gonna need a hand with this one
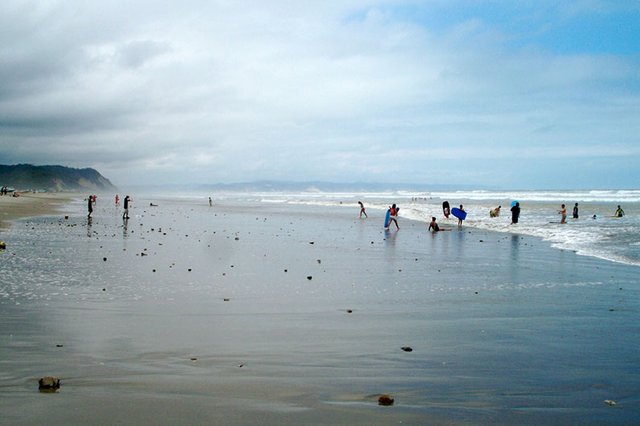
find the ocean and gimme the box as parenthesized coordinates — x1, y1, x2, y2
(201, 188, 640, 267)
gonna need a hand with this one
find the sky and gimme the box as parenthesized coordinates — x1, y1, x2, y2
(1, 0, 639, 190)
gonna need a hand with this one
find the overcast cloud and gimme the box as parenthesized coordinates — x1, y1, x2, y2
(1, 0, 638, 189)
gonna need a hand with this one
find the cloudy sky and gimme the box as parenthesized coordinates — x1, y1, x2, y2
(1, 1, 638, 189)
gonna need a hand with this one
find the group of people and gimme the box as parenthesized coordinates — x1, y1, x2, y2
(0, 186, 12, 196)
(87, 194, 131, 219)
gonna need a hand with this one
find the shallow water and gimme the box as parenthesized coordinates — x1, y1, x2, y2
(262, 189, 640, 267)
(1, 196, 639, 424)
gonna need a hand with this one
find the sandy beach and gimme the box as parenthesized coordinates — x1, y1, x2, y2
(0, 196, 638, 425)
(0, 192, 76, 231)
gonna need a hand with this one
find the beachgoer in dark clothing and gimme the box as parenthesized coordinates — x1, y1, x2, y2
(87, 196, 93, 218)
(428, 217, 440, 232)
(511, 202, 520, 224)
(443, 201, 450, 218)
(615, 205, 625, 217)
(123, 195, 131, 219)
(573, 203, 579, 219)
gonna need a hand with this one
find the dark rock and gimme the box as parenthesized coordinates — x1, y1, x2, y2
(38, 376, 60, 392)
(307, 276, 312, 280)
(378, 394, 394, 406)
(401, 347, 413, 352)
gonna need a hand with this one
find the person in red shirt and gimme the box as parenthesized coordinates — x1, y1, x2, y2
(389, 204, 399, 230)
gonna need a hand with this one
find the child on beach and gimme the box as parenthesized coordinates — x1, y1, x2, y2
(388, 204, 399, 230)
(559, 204, 567, 224)
(358, 201, 368, 218)
(428, 217, 439, 232)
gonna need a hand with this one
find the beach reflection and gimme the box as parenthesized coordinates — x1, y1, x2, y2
(509, 234, 521, 282)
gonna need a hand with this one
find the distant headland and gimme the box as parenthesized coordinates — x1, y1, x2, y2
(0, 164, 116, 192)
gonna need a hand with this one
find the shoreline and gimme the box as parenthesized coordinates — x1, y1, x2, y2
(1, 197, 639, 424)
(0, 192, 77, 231)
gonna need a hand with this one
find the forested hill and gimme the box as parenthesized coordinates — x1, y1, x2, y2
(0, 164, 116, 192)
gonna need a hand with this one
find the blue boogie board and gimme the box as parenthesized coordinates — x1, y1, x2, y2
(384, 209, 391, 228)
(451, 207, 467, 221)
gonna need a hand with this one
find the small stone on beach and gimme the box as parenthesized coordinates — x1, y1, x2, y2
(401, 347, 413, 352)
(38, 376, 60, 392)
(378, 394, 394, 406)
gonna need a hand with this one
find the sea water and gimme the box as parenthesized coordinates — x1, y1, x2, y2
(228, 188, 640, 267)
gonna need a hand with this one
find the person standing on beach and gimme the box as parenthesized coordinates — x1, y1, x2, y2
(615, 205, 625, 217)
(358, 201, 368, 218)
(573, 203, 579, 219)
(511, 202, 520, 224)
(389, 204, 399, 230)
(87, 195, 93, 218)
(123, 195, 131, 220)
(457, 205, 465, 227)
(442, 201, 450, 218)
(115, 194, 119, 206)
(209, 197, 213, 207)
(559, 204, 567, 224)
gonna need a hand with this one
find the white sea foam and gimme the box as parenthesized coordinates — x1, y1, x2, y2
(270, 189, 640, 267)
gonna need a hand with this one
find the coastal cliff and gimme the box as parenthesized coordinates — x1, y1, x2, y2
(0, 164, 116, 192)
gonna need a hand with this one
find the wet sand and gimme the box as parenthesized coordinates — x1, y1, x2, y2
(0, 197, 639, 424)
(0, 192, 76, 231)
